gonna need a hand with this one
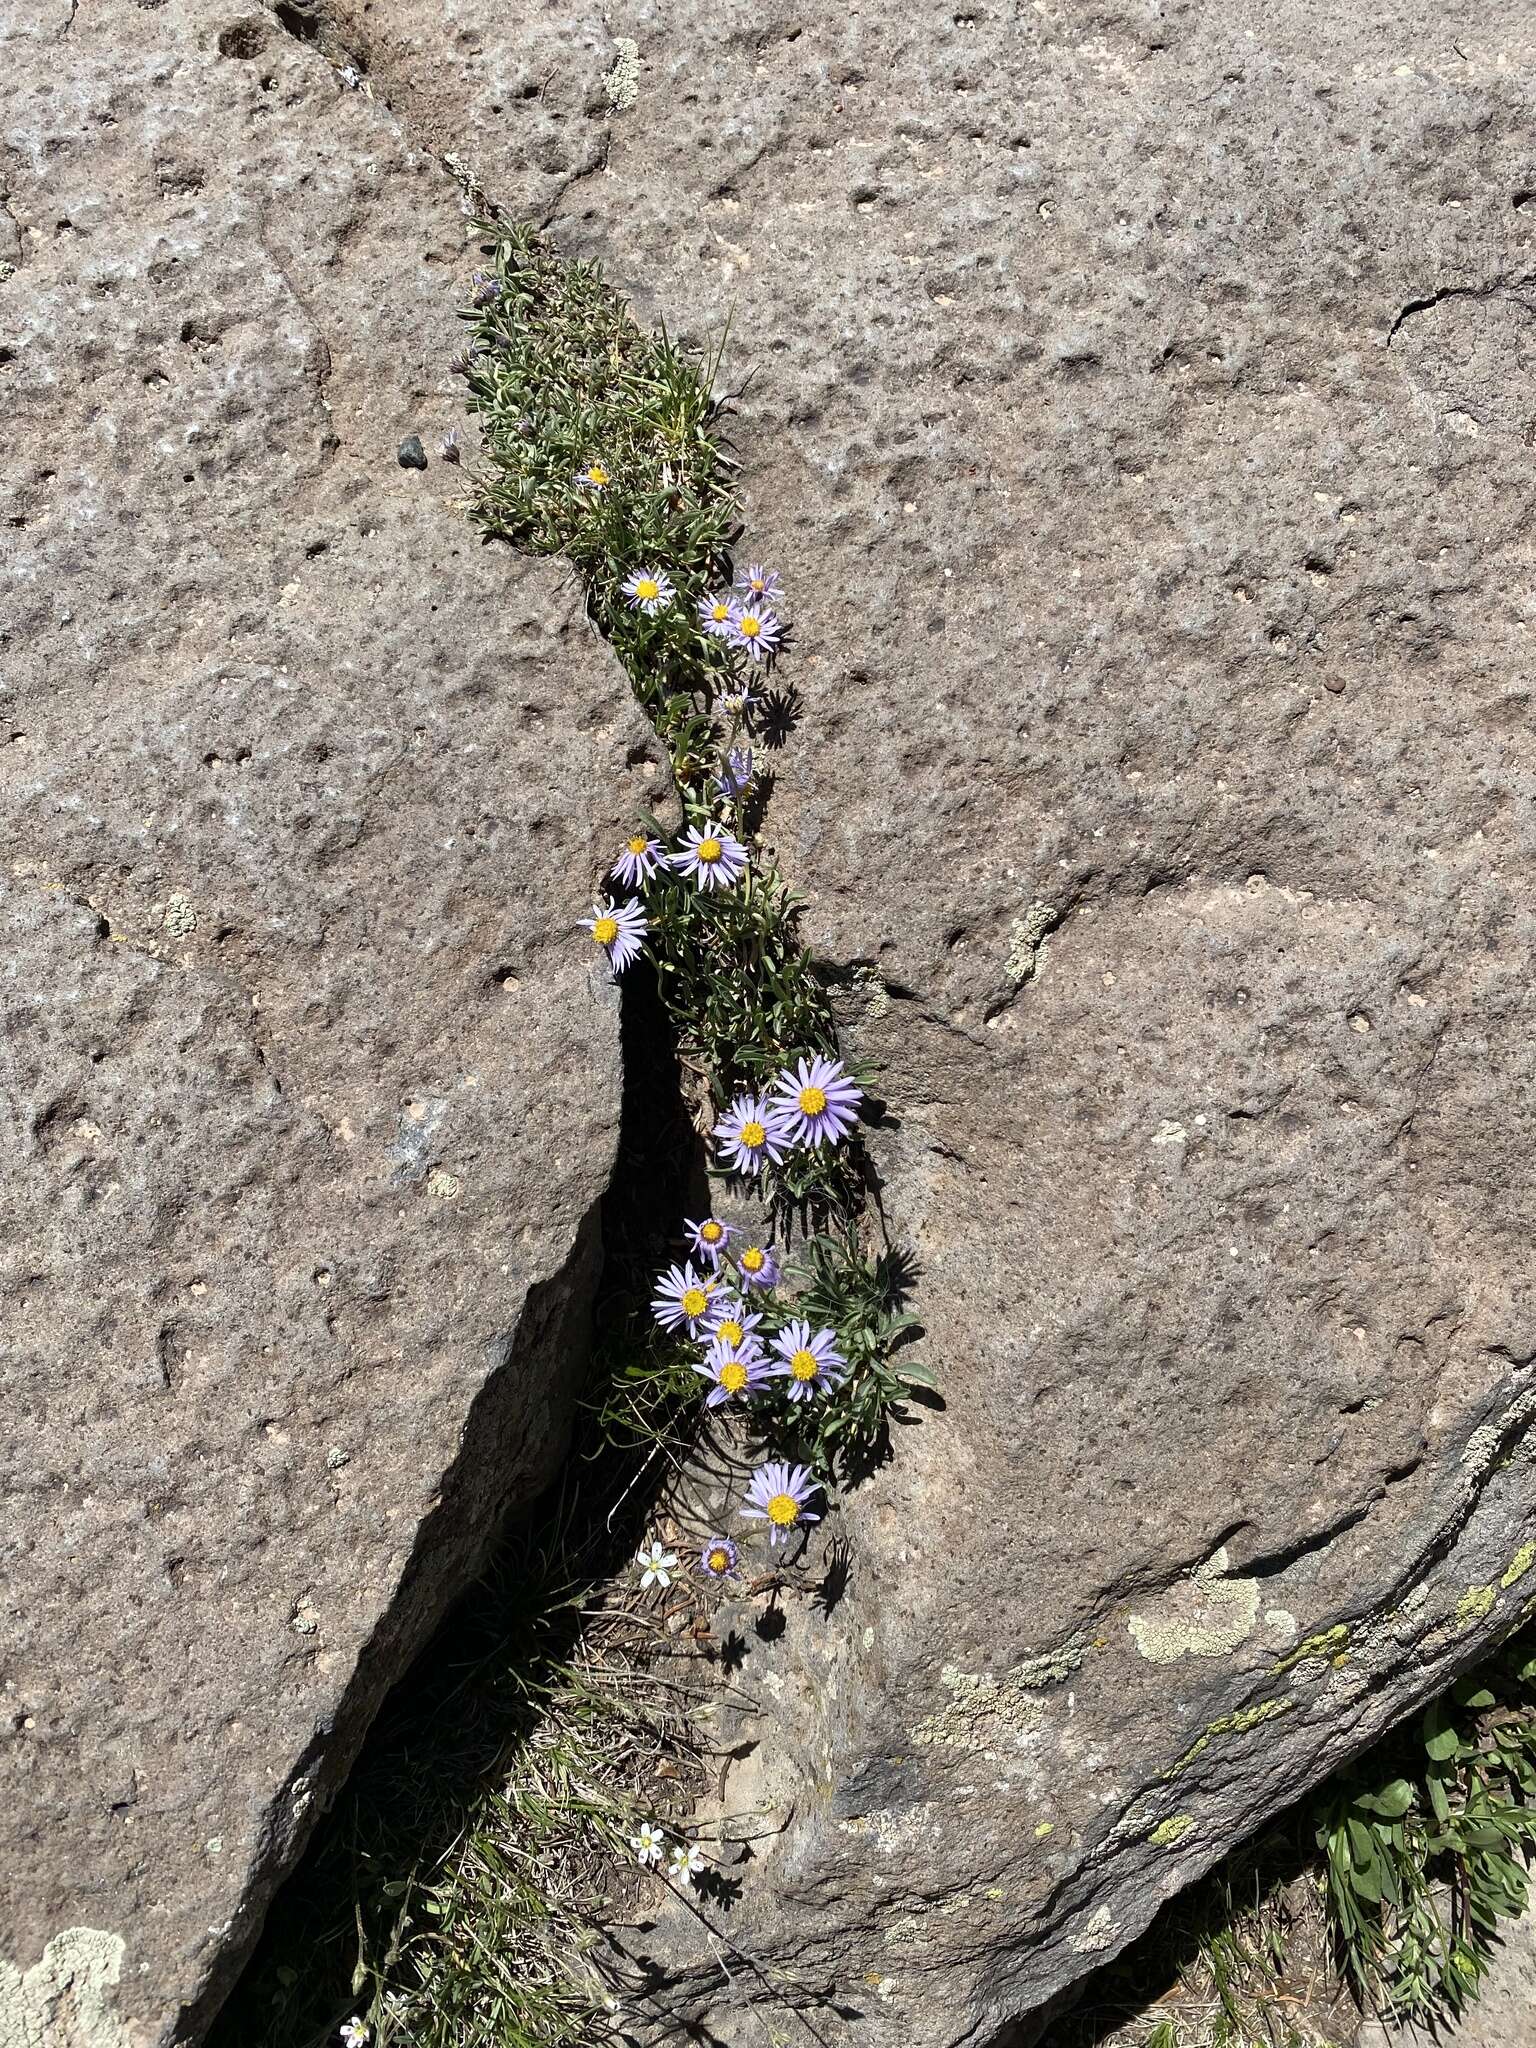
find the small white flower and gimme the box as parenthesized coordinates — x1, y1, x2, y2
(668, 1841, 707, 1886)
(631, 1820, 667, 1866)
(636, 1540, 679, 1590)
(338, 2022, 370, 2048)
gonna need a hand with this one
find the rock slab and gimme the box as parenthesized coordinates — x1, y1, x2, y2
(0, 3, 653, 2039)
(319, 1, 1536, 2042)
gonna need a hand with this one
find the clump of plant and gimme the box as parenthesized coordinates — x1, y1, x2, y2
(1314, 1635, 1536, 2022)
(207, 1524, 713, 2048)
(456, 222, 934, 1549)
(456, 223, 832, 1104)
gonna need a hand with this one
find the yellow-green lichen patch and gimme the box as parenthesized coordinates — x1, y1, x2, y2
(1456, 1584, 1497, 1628)
(1272, 1623, 1351, 1677)
(1148, 1813, 1196, 1848)
(1502, 1544, 1536, 1591)
(0, 1928, 130, 2048)
(1034, 1820, 1055, 1839)
(912, 1663, 1047, 1752)
(1163, 1696, 1296, 1780)
(1129, 1547, 1261, 1664)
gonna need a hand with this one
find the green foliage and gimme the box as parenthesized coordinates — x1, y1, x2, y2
(1315, 1637, 1536, 2023)
(773, 1232, 931, 1481)
(208, 1522, 695, 2048)
(458, 220, 934, 1476)
(459, 222, 844, 1133)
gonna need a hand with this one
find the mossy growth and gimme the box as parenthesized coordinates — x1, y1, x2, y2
(1148, 1813, 1197, 1849)
(1272, 1622, 1351, 1678)
(1455, 1584, 1497, 1629)
(1165, 1697, 1296, 1780)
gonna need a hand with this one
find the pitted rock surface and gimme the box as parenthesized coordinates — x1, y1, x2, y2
(310, 1, 1536, 2042)
(1, 4, 655, 2040)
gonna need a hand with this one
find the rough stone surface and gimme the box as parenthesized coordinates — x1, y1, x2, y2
(0, 4, 657, 2041)
(309, 2, 1536, 2041)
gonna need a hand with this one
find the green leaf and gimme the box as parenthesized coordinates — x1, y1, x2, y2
(1357, 1779, 1415, 1820)
(1423, 1702, 1460, 1761)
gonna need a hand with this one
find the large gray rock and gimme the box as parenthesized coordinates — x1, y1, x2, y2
(313, 2, 1536, 2043)
(0, 4, 655, 2041)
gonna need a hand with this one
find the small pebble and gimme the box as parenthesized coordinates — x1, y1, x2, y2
(1323, 675, 1347, 695)
(397, 434, 427, 470)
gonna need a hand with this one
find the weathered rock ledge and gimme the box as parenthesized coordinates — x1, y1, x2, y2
(1, 4, 656, 2039)
(306, 0, 1536, 2041)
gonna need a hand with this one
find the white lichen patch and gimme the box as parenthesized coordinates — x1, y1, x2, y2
(1004, 902, 1056, 988)
(846, 962, 891, 1022)
(161, 892, 197, 938)
(0, 1928, 130, 2048)
(840, 1805, 934, 1854)
(605, 36, 640, 110)
(912, 1662, 1048, 1751)
(1070, 1904, 1119, 1954)
(1128, 1547, 1261, 1663)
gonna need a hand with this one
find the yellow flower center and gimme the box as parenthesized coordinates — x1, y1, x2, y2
(711, 601, 730, 621)
(717, 1319, 744, 1347)
(739, 613, 761, 638)
(798, 1084, 827, 1116)
(741, 1248, 765, 1273)
(586, 464, 608, 485)
(701, 1221, 723, 1243)
(592, 916, 619, 945)
(707, 1547, 730, 1573)
(681, 1287, 708, 1319)
(636, 578, 660, 600)
(740, 1119, 766, 1148)
(767, 1492, 800, 1527)
(789, 1349, 819, 1382)
(627, 834, 649, 855)
(697, 837, 722, 863)
(718, 1360, 748, 1394)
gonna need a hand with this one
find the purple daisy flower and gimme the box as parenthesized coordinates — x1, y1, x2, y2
(693, 1334, 772, 1409)
(580, 897, 647, 974)
(734, 562, 786, 606)
(713, 1092, 793, 1178)
(698, 591, 736, 638)
(651, 1261, 715, 1336)
(769, 1318, 849, 1403)
(725, 604, 781, 663)
(611, 833, 664, 890)
(685, 1215, 737, 1268)
(719, 681, 757, 720)
(703, 1293, 765, 1349)
(697, 1535, 740, 1579)
(622, 567, 676, 616)
(741, 1460, 821, 1546)
(715, 746, 753, 803)
(769, 1054, 863, 1147)
(671, 824, 748, 892)
(733, 1242, 781, 1292)
(575, 461, 611, 490)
